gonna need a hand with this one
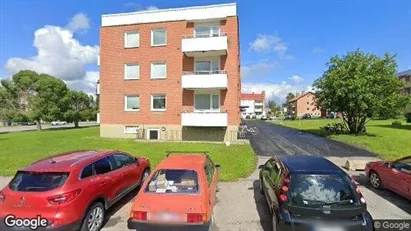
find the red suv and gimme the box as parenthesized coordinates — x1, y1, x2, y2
(0, 150, 150, 231)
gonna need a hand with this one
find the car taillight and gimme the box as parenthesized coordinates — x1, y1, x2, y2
(131, 211, 147, 221)
(48, 189, 81, 205)
(279, 194, 288, 203)
(281, 185, 289, 193)
(284, 178, 291, 184)
(187, 213, 206, 223)
(278, 177, 291, 203)
(0, 191, 5, 202)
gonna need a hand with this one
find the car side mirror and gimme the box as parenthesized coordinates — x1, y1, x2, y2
(384, 162, 391, 168)
(215, 164, 221, 169)
(135, 157, 140, 165)
(258, 164, 265, 170)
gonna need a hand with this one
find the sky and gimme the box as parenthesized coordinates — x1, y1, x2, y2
(0, 0, 410, 103)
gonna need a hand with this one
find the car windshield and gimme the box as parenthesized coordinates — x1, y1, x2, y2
(145, 169, 199, 194)
(289, 174, 358, 207)
(9, 171, 69, 192)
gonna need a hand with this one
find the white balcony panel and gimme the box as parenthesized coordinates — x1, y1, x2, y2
(97, 55, 100, 66)
(254, 108, 263, 112)
(182, 73, 227, 89)
(254, 102, 263, 106)
(182, 112, 227, 127)
(96, 82, 100, 95)
(182, 36, 227, 56)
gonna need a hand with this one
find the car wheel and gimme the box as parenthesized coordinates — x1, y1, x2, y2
(369, 171, 383, 190)
(272, 212, 279, 231)
(140, 169, 150, 184)
(81, 202, 105, 231)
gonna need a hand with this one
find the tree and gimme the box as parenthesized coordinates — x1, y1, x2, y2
(282, 93, 296, 116)
(313, 50, 410, 134)
(28, 73, 69, 130)
(267, 100, 281, 115)
(63, 91, 93, 127)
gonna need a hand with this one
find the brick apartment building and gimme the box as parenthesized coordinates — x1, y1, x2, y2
(288, 91, 324, 118)
(98, 3, 241, 141)
(240, 91, 266, 119)
(398, 69, 411, 95)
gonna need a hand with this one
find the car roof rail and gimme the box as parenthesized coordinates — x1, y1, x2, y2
(165, 151, 209, 158)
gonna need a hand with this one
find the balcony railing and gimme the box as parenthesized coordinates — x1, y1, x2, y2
(182, 70, 227, 89)
(181, 33, 228, 56)
(181, 109, 228, 127)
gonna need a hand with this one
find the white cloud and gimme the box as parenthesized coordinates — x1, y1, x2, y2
(66, 13, 90, 33)
(65, 71, 99, 96)
(312, 47, 325, 54)
(242, 78, 311, 104)
(124, 2, 159, 11)
(249, 34, 294, 59)
(3, 14, 99, 95)
(241, 61, 278, 79)
(290, 75, 303, 83)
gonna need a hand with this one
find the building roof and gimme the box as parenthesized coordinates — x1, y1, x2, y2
(397, 69, 411, 77)
(288, 91, 314, 103)
(278, 155, 345, 175)
(101, 3, 237, 27)
(241, 91, 265, 101)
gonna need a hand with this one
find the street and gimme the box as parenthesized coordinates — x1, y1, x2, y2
(0, 122, 99, 133)
(0, 121, 409, 231)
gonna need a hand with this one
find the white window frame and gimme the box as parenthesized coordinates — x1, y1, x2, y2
(194, 57, 221, 74)
(193, 90, 220, 112)
(194, 22, 221, 38)
(150, 62, 167, 79)
(124, 126, 139, 134)
(124, 95, 140, 112)
(151, 29, 167, 46)
(124, 31, 140, 48)
(124, 63, 140, 80)
(151, 94, 167, 112)
(147, 128, 160, 140)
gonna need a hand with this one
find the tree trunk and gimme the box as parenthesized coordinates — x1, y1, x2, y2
(36, 120, 42, 131)
(74, 120, 79, 128)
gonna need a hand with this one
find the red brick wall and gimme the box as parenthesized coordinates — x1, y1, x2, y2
(296, 93, 322, 116)
(100, 16, 240, 126)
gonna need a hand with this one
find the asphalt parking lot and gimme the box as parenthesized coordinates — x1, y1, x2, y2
(0, 120, 409, 231)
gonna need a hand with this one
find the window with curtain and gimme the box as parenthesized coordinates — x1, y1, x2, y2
(194, 94, 220, 111)
(151, 62, 167, 79)
(125, 32, 139, 48)
(125, 96, 140, 111)
(151, 95, 166, 110)
(124, 64, 139, 80)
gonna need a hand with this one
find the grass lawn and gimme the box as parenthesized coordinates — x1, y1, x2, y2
(0, 127, 256, 181)
(272, 119, 411, 160)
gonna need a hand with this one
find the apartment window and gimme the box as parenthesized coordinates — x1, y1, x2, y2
(124, 64, 139, 80)
(151, 62, 167, 79)
(125, 95, 140, 111)
(195, 60, 220, 74)
(147, 129, 160, 140)
(194, 26, 220, 38)
(151, 29, 166, 46)
(124, 32, 139, 48)
(195, 93, 220, 111)
(124, 126, 139, 134)
(151, 94, 166, 111)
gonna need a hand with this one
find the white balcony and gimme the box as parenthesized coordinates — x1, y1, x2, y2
(255, 108, 263, 112)
(97, 54, 100, 66)
(181, 112, 228, 127)
(96, 81, 100, 95)
(182, 34, 228, 57)
(182, 71, 227, 89)
(254, 102, 263, 106)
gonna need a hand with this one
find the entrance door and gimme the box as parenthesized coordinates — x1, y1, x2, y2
(147, 129, 160, 140)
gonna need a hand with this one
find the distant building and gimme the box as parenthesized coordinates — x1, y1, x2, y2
(288, 91, 324, 118)
(240, 91, 266, 119)
(397, 69, 411, 95)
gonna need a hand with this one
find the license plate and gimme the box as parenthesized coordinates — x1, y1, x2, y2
(313, 225, 346, 231)
(155, 212, 180, 222)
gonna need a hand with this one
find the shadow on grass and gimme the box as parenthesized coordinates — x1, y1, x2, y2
(352, 174, 411, 216)
(299, 129, 379, 138)
(251, 180, 273, 231)
(45, 125, 99, 132)
(370, 124, 411, 131)
(102, 186, 140, 229)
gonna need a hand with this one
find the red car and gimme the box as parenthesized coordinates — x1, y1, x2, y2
(0, 150, 150, 231)
(365, 155, 411, 199)
(128, 152, 220, 231)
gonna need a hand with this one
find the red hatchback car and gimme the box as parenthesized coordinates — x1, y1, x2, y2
(128, 152, 220, 231)
(0, 150, 150, 231)
(365, 155, 411, 199)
